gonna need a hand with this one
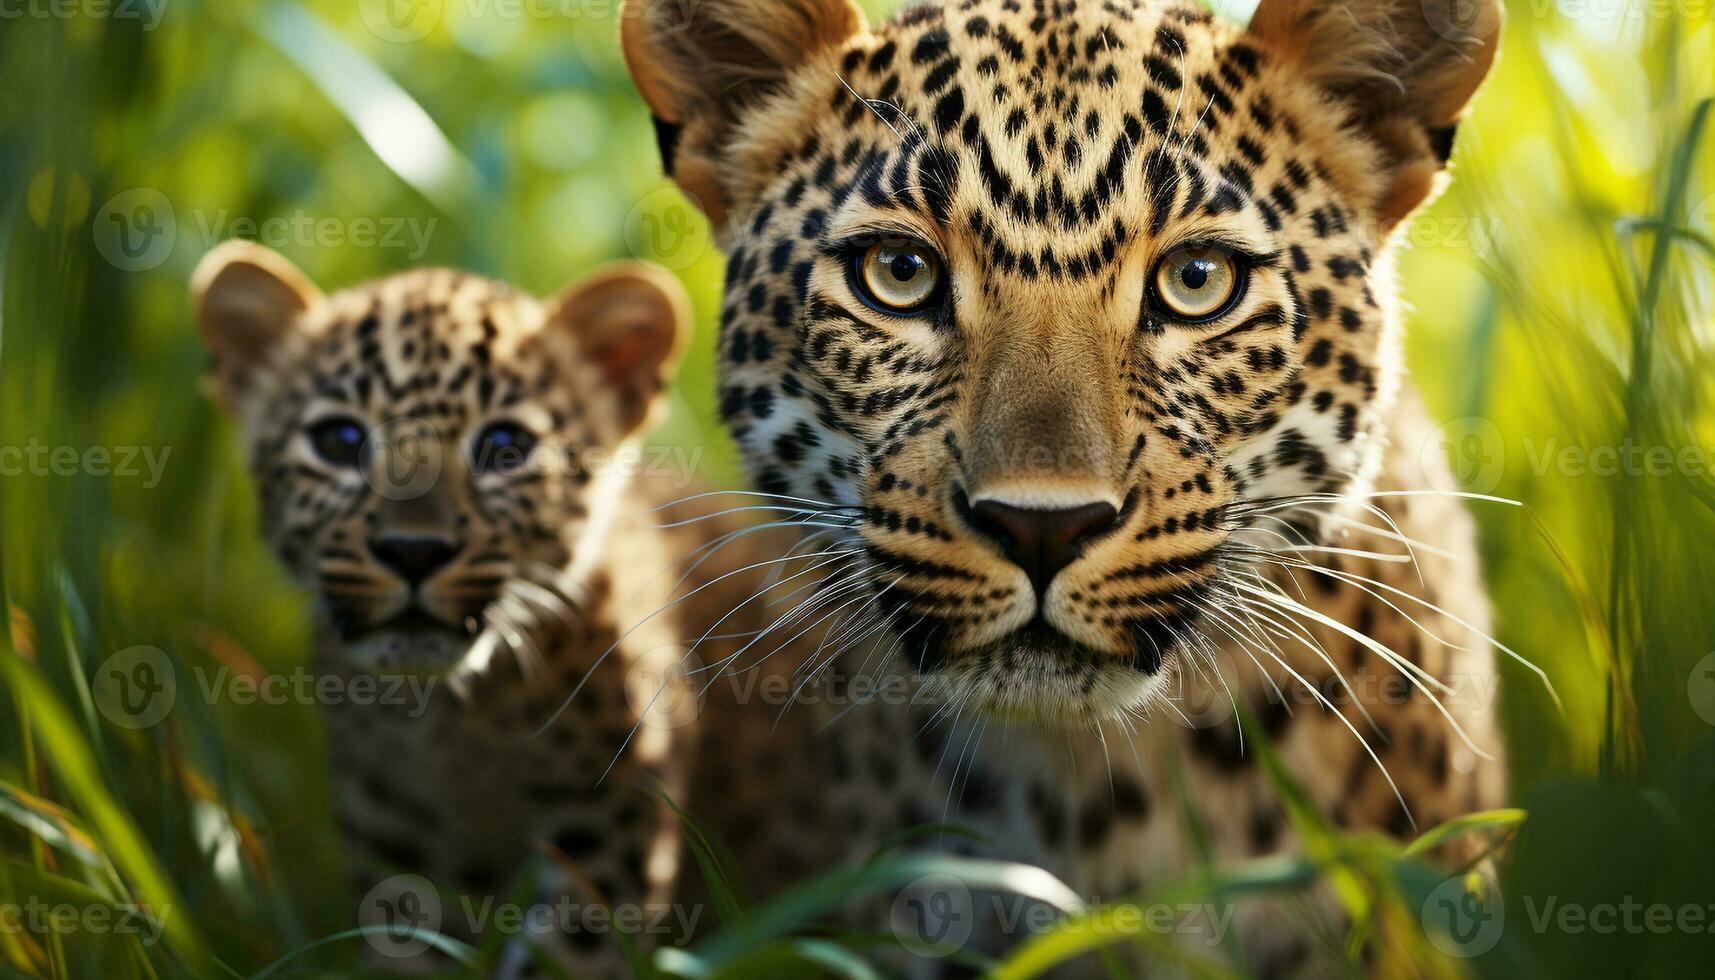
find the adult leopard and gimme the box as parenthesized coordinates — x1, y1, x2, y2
(622, 0, 1516, 970)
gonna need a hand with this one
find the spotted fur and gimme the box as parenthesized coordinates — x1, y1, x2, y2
(195, 243, 745, 976)
(624, 0, 1510, 968)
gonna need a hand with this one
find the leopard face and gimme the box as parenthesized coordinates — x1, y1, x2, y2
(195, 243, 686, 673)
(624, 0, 1499, 719)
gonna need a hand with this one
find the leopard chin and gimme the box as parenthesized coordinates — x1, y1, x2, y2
(334, 610, 478, 676)
(903, 618, 1187, 724)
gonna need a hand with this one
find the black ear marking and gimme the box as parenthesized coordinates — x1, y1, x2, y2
(1427, 124, 1458, 165)
(652, 114, 684, 172)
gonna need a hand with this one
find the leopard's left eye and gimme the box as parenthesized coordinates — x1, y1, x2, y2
(307, 416, 367, 468)
(1151, 244, 1244, 322)
(851, 240, 945, 315)
(471, 422, 538, 474)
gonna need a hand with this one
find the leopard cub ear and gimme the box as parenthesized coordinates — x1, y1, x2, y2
(191, 241, 323, 414)
(548, 262, 690, 437)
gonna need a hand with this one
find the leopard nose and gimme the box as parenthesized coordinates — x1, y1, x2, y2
(369, 534, 461, 587)
(967, 498, 1120, 596)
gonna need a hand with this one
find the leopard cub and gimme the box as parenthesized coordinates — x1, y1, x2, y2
(195, 242, 741, 976)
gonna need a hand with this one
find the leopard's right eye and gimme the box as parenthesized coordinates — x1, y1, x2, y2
(307, 417, 367, 468)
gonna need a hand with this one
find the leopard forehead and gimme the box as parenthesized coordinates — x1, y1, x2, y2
(255, 269, 570, 432)
(690, 0, 1415, 716)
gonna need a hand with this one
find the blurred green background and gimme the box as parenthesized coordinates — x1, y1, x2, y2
(0, 0, 1712, 976)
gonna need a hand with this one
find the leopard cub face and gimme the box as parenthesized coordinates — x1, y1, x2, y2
(623, 0, 1500, 720)
(195, 243, 686, 674)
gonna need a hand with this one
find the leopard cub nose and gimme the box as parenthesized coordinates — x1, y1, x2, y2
(369, 534, 461, 587)
(966, 497, 1120, 597)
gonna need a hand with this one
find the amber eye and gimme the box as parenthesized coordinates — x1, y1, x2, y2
(851, 240, 944, 315)
(307, 416, 367, 468)
(1152, 244, 1244, 322)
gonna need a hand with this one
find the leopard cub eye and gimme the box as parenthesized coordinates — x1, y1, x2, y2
(471, 421, 538, 475)
(306, 416, 367, 468)
(1151, 244, 1244, 322)
(851, 240, 944, 316)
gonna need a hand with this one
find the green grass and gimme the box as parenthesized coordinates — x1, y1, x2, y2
(1, 1, 1713, 977)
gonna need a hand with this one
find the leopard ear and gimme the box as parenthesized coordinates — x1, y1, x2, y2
(549, 262, 690, 437)
(192, 240, 322, 414)
(1247, 0, 1502, 230)
(620, 0, 868, 233)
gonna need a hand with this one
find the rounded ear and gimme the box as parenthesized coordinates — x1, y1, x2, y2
(549, 262, 691, 436)
(1247, 0, 1503, 230)
(620, 0, 868, 233)
(191, 240, 322, 413)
